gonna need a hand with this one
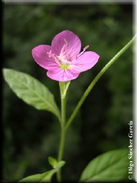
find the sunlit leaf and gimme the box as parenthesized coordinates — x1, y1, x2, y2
(19, 169, 57, 182)
(80, 149, 129, 182)
(3, 69, 61, 120)
(54, 161, 66, 169)
(19, 159, 65, 182)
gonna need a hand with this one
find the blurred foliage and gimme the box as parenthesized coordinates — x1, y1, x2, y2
(2, 2, 133, 182)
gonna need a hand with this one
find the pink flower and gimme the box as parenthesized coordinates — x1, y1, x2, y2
(32, 30, 100, 82)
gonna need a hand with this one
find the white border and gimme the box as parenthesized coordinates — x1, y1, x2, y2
(134, 0, 137, 182)
(3, 0, 136, 181)
(2, 0, 135, 3)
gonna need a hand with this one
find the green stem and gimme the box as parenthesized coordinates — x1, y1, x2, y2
(65, 35, 136, 131)
(57, 83, 68, 182)
(57, 126, 66, 182)
(61, 96, 66, 127)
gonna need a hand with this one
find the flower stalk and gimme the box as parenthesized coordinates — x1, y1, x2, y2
(57, 82, 70, 181)
(65, 35, 136, 131)
(56, 35, 136, 182)
(57, 127, 66, 182)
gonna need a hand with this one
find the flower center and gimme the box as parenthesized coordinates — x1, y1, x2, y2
(60, 62, 70, 70)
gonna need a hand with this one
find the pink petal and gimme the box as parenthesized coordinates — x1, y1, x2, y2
(47, 67, 80, 82)
(51, 30, 81, 60)
(72, 51, 100, 73)
(32, 45, 58, 70)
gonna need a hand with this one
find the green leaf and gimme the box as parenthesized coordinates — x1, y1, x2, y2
(80, 149, 129, 182)
(48, 156, 57, 167)
(19, 159, 66, 182)
(59, 81, 70, 99)
(3, 69, 61, 120)
(48, 157, 66, 169)
(54, 161, 66, 169)
(18, 169, 57, 182)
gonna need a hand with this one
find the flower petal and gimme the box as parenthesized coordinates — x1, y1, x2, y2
(47, 68, 80, 82)
(51, 30, 81, 60)
(72, 51, 100, 73)
(32, 45, 58, 70)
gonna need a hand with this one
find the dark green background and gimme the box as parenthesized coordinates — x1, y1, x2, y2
(3, 2, 133, 182)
